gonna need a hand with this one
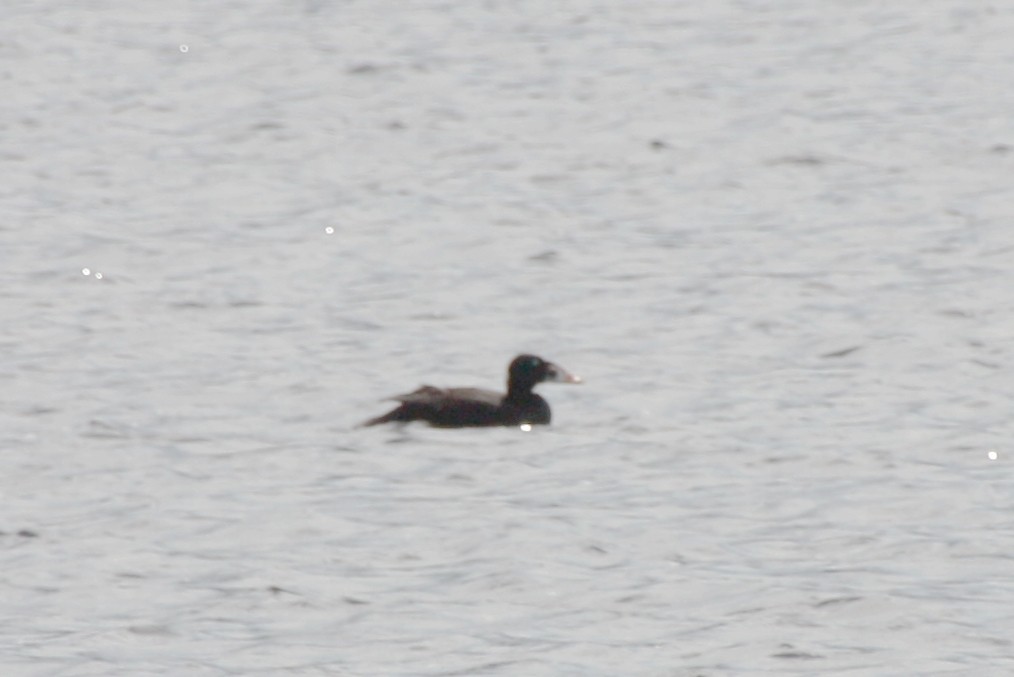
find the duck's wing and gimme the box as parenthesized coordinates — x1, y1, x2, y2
(362, 386, 505, 427)
(388, 385, 448, 404)
(441, 388, 504, 407)
(387, 386, 503, 407)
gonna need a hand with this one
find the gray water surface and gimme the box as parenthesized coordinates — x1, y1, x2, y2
(4, 1, 1014, 675)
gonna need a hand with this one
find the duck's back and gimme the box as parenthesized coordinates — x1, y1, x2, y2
(362, 385, 550, 427)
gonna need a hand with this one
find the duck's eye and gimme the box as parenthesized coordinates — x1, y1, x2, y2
(523, 357, 542, 370)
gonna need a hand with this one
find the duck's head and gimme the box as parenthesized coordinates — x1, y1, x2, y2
(507, 354, 582, 393)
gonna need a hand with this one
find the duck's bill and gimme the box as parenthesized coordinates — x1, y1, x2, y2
(546, 363, 582, 384)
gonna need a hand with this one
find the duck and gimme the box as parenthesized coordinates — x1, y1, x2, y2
(362, 354, 581, 428)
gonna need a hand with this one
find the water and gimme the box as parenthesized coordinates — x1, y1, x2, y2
(4, 1, 1014, 675)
